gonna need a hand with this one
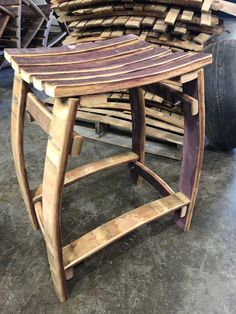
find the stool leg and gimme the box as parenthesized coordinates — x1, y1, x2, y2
(11, 74, 38, 229)
(129, 88, 146, 186)
(42, 97, 78, 302)
(176, 69, 205, 231)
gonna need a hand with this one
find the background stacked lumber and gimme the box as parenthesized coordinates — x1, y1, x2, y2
(50, 0, 225, 157)
(0, 0, 68, 66)
(52, 0, 224, 51)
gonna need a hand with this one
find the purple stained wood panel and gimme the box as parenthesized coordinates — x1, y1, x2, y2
(175, 74, 205, 230)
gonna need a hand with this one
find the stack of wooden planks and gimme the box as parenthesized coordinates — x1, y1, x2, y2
(0, 0, 68, 52)
(76, 88, 185, 147)
(51, 0, 225, 52)
(50, 0, 220, 156)
(44, 79, 187, 158)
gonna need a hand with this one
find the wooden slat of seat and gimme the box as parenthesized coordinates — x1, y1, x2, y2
(44, 53, 212, 97)
(33, 51, 189, 90)
(10, 41, 153, 71)
(62, 192, 190, 269)
(4, 34, 138, 60)
(20, 47, 170, 83)
(32, 152, 139, 203)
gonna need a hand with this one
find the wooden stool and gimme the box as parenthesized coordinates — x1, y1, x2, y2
(5, 34, 212, 302)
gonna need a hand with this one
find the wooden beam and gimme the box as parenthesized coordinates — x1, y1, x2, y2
(26, 93, 83, 157)
(32, 152, 139, 203)
(62, 192, 190, 269)
(130, 161, 175, 196)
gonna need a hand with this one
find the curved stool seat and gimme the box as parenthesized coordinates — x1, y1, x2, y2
(5, 34, 212, 302)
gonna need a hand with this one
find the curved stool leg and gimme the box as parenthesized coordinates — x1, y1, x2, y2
(42, 97, 78, 302)
(129, 88, 146, 186)
(176, 69, 205, 231)
(11, 74, 38, 229)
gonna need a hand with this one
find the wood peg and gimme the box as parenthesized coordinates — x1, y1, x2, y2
(180, 206, 188, 217)
(191, 99, 199, 116)
(70, 135, 84, 157)
(65, 267, 74, 280)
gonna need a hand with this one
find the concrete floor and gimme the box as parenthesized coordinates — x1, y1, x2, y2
(1, 65, 236, 313)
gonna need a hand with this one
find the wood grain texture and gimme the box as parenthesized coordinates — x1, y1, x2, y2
(11, 74, 38, 229)
(42, 97, 78, 302)
(26, 93, 83, 157)
(129, 88, 146, 185)
(4, 34, 138, 60)
(0, 14, 10, 39)
(62, 192, 190, 269)
(33, 152, 139, 203)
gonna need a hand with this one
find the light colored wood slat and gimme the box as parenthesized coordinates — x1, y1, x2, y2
(193, 33, 211, 44)
(75, 111, 184, 144)
(11, 75, 39, 229)
(181, 9, 194, 22)
(201, 0, 214, 12)
(173, 24, 187, 35)
(102, 16, 116, 26)
(153, 20, 168, 32)
(62, 192, 190, 269)
(80, 94, 107, 107)
(144, 4, 168, 13)
(219, 0, 236, 16)
(179, 70, 198, 83)
(139, 30, 148, 40)
(110, 29, 125, 37)
(78, 101, 184, 128)
(148, 36, 204, 52)
(200, 12, 212, 26)
(77, 107, 184, 134)
(32, 152, 139, 203)
(164, 8, 180, 25)
(113, 16, 129, 26)
(142, 16, 156, 27)
(125, 16, 144, 28)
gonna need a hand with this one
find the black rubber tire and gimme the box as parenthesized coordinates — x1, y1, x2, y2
(204, 40, 236, 149)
